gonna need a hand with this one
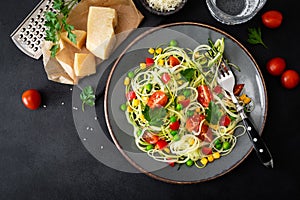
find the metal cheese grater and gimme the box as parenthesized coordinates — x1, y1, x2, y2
(10, 0, 55, 59)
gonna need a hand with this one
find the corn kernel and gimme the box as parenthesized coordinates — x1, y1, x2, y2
(243, 97, 251, 104)
(141, 96, 148, 103)
(239, 93, 247, 101)
(155, 47, 163, 54)
(189, 138, 195, 146)
(195, 107, 201, 113)
(177, 95, 185, 101)
(164, 147, 170, 154)
(207, 155, 214, 162)
(158, 59, 164, 66)
(212, 152, 220, 159)
(127, 106, 133, 112)
(200, 157, 208, 166)
(124, 77, 130, 86)
(148, 48, 155, 54)
(132, 99, 140, 107)
(140, 63, 147, 69)
(139, 114, 146, 123)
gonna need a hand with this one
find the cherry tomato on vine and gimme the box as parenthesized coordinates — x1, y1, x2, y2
(281, 70, 299, 89)
(266, 57, 286, 76)
(21, 89, 41, 110)
(262, 10, 283, 28)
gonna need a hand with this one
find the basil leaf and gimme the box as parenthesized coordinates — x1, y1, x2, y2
(180, 68, 195, 82)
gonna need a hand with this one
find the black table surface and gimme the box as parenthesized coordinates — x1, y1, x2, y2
(1, 0, 299, 199)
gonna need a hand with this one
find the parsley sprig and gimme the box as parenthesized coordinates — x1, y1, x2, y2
(44, 0, 79, 57)
(247, 27, 267, 48)
(80, 86, 96, 111)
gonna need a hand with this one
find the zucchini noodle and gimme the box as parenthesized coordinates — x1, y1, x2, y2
(121, 38, 252, 169)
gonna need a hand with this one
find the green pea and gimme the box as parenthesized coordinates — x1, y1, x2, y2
(169, 40, 177, 47)
(222, 141, 231, 150)
(176, 104, 182, 111)
(146, 144, 153, 151)
(186, 159, 194, 167)
(215, 143, 222, 150)
(217, 93, 224, 99)
(170, 116, 177, 122)
(170, 130, 178, 136)
(145, 83, 152, 92)
(120, 104, 127, 111)
(214, 139, 221, 145)
(127, 71, 134, 78)
(183, 90, 191, 97)
(173, 134, 180, 141)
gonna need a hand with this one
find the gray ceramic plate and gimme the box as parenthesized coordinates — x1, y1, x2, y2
(104, 22, 267, 184)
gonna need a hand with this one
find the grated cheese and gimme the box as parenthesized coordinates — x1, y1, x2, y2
(146, 0, 183, 12)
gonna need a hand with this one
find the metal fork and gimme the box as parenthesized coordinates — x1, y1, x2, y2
(217, 62, 274, 168)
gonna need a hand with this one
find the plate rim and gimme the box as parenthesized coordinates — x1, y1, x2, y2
(104, 22, 268, 184)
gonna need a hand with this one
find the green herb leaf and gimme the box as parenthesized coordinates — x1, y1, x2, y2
(247, 27, 267, 48)
(180, 68, 195, 82)
(80, 86, 96, 111)
(142, 106, 167, 127)
(44, 0, 78, 57)
(205, 101, 222, 125)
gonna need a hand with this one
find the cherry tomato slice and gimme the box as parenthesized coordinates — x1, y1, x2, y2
(126, 91, 136, 101)
(219, 115, 231, 127)
(233, 84, 244, 96)
(161, 73, 171, 84)
(197, 85, 212, 107)
(169, 120, 180, 130)
(202, 147, 212, 155)
(168, 56, 180, 67)
(262, 10, 283, 29)
(21, 89, 41, 110)
(198, 125, 213, 142)
(178, 99, 190, 108)
(266, 57, 286, 76)
(185, 114, 206, 132)
(146, 57, 154, 66)
(156, 140, 168, 150)
(142, 132, 159, 144)
(147, 91, 168, 109)
(213, 85, 222, 94)
(281, 70, 300, 89)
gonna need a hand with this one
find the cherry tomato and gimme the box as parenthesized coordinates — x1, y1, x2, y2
(219, 115, 231, 127)
(178, 99, 190, 108)
(168, 56, 180, 67)
(281, 70, 300, 89)
(161, 73, 171, 84)
(266, 57, 286, 76)
(169, 120, 180, 130)
(21, 89, 41, 110)
(145, 57, 154, 66)
(156, 140, 168, 150)
(198, 126, 213, 142)
(147, 91, 168, 109)
(233, 84, 245, 96)
(142, 132, 159, 144)
(262, 10, 283, 29)
(213, 85, 222, 94)
(197, 85, 212, 107)
(201, 147, 212, 155)
(185, 114, 206, 132)
(126, 91, 136, 101)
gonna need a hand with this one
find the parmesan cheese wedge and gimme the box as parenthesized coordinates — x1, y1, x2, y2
(86, 6, 118, 60)
(61, 30, 87, 50)
(74, 53, 96, 77)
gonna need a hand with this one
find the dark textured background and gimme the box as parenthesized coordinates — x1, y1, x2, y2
(1, 0, 299, 199)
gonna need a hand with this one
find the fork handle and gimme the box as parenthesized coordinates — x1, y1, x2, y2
(241, 117, 274, 168)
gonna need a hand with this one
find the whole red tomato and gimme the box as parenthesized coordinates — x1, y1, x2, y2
(281, 70, 300, 89)
(262, 10, 283, 28)
(22, 89, 41, 110)
(266, 57, 286, 76)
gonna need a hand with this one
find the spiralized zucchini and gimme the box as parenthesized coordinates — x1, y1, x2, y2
(122, 38, 251, 169)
